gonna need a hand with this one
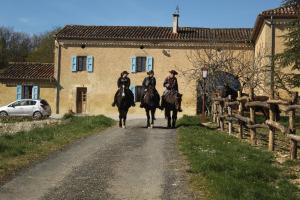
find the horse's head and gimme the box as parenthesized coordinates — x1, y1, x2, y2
(145, 86, 155, 100)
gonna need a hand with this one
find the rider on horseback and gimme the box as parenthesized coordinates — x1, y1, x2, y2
(140, 70, 160, 108)
(112, 71, 135, 107)
(160, 70, 183, 112)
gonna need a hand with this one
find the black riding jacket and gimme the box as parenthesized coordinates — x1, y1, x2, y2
(117, 77, 131, 88)
(142, 76, 156, 89)
(163, 77, 178, 91)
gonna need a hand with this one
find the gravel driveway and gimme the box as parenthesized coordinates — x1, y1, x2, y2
(0, 119, 195, 200)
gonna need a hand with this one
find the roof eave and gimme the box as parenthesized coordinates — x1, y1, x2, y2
(251, 14, 298, 43)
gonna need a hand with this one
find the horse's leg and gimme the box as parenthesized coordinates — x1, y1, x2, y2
(146, 108, 150, 128)
(118, 109, 122, 128)
(166, 109, 171, 128)
(172, 110, 177, 129)
(151, 109, 155, 128)
(123, 110, 128, 128)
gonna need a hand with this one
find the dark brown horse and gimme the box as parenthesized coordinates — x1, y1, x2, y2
(143, 86, 160, 128)
(115, 85, 133, 128)
(164, 91, 182, 128)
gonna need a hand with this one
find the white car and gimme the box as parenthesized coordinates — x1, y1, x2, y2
(0, 99, 51, 119)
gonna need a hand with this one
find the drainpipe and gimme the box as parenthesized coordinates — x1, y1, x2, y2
(270, 16, 275, 99)
(55, 40, 62, 114)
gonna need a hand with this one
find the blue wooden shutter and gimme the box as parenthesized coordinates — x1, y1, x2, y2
(146, 56, 153, 72)
(131, 57, 137, 73)
(87, 56, 94, 73)
(32, 86, 39, 100)
(129, 85, 136, 101)
(71, 56, 77, 72)
(16, 85, 22, 100)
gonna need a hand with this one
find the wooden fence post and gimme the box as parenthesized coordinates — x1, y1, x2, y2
(228, 95, 232, 135)
(268, 104, 275, 151)
(212, 102, 216, 123)
(216, 102, 220, 127)
(249, 88, 257, 145)
(238, 91, 243, 139)
(220, 101, 224, 131)
(289, 92, 298, 134)
(289, 92, 298, 160)
(291, 139, 297, 160)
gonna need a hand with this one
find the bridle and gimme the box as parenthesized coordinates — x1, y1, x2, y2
(121, 85, 125, 97)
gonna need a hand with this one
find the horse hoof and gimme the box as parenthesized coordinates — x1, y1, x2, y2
(151, 124, 154, 128)
(122, 125, 126, 129)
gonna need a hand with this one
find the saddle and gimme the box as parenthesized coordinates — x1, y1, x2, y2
(163, 90, 182, 105)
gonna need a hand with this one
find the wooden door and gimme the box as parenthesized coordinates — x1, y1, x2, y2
(76, 87, 87, 113)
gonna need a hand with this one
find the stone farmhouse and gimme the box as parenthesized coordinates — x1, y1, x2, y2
(0, 6, 299, 117)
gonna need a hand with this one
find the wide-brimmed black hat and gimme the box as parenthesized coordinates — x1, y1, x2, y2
(147, 70, 154, 75)
(169, 70, 178, 75)
(121, 71, 129, 76)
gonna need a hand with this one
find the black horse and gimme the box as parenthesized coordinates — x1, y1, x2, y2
(164, 91, 182, 128)
(115, 85, 133, 128)
(143, 86, 160, 128)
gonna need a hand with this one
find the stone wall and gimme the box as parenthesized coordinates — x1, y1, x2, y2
(0, 119, 63, 135)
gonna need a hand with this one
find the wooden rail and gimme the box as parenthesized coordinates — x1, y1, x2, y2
(211, 91, 300, 160)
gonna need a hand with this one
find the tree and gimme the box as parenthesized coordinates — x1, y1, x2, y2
(0, 27, 32, 64)
(0, 37, 8, 69)
(183, 44, 266, 94)
(277, 1, 300, 87)
(26, 27, 61, 63)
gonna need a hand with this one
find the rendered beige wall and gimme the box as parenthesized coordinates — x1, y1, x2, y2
(0, 83, 16, 106)
(254, 19, 300, 98)
(39, 87, 56, 112)
(57, 46, 198, 116)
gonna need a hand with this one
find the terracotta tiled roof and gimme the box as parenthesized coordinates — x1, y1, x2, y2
(252, 6, 299, 41)
(261, 5, 299, 17)
(0, 62, 55, 82)
(55, 25, 253, 43)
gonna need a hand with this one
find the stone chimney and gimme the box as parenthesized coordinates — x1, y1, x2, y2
(172, 6, 179, 34)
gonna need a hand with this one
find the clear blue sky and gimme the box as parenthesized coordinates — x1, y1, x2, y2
(1, 0, 282, 34)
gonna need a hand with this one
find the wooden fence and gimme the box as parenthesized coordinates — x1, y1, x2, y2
(212, 90, 300, 160)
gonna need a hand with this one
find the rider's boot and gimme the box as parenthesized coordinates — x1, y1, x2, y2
(140, 98, 144, 108)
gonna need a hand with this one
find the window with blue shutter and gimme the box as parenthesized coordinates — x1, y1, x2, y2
(131, 57, 137, 73)
(71, 56, 77, 72)
(129, 85, 136, 101)
(146, 56, 153, 72)
(87, 56, 94, 73)
(32, 86, 39, 100)
(16, 85, 22, 100)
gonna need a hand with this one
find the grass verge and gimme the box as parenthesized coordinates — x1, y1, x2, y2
(0, 115, 115, 183)
(177, 115, 300, 200)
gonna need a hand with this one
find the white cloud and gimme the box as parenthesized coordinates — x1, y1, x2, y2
(19, 17, 30, 24)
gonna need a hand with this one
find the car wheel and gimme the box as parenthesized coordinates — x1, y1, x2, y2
(33, 111, 43, 120)
(0, 111, 8, 118)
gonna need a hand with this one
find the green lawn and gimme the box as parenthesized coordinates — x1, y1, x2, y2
(177, 116, 300, 200)
(0, 115, 115, 183)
